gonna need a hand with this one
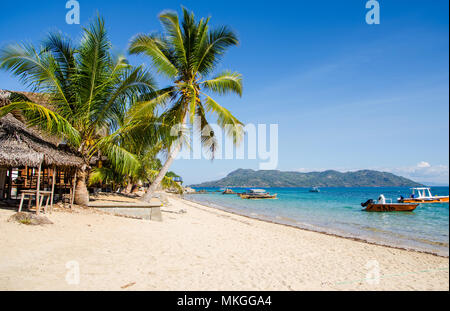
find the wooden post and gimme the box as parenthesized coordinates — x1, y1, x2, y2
(24, 166, 28, 188)
(62, 170, 66, 209)
(59, 170, 64, 209)
(7, 168, 12, 200)
(70, 171, 77, 209)
(51, 166, 56, 210)
(44, 168, 47, 190)
(0, 168, 7, 200)
(35, 162, 42, 215)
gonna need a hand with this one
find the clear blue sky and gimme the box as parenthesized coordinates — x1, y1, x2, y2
(0, 0, 448, 185)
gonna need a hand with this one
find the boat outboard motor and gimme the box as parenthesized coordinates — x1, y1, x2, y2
(361, 199, 374, 207)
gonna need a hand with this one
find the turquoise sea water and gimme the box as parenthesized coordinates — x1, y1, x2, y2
(185, 187, 449, 256)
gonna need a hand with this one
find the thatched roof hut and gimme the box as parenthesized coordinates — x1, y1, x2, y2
(0, 90, 61, 145)
(0, 90, 83, 168)
(0, 113, 83, 168)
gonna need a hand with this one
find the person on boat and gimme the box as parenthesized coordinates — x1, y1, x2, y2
(399, 195, 404, 201)
(378, 194, 386, 204)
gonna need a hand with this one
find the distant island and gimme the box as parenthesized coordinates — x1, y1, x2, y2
(191, 169, 424, 188)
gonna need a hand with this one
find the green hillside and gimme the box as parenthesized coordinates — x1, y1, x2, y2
(192, 169, 423, 188)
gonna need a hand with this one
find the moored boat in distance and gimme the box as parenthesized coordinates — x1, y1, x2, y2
(223, 188, 236, 195)
(361, 195, 419, 212)
(398, 187, 449, 204)
(309, 187, 320, 193)
(239, 189, 278, 200)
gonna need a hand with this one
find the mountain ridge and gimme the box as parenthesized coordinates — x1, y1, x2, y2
(191, 169, 424, 188)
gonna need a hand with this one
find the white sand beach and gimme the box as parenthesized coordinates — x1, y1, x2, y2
(0, 195, 448, 291)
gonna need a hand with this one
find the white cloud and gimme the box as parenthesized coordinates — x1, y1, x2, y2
(417, 161, 431, 168)
(296, 168, 323, 173)
(383, 162, 449, 185)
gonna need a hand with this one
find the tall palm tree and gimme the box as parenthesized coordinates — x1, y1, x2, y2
(92, 99, 183, 194)
(0, 16, 156, 205)
(129, 8, 244, 201)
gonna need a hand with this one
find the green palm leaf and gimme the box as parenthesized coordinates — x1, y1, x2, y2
(195, 26, 239, 75)
(202, 71, 243, 96)
(129, 34, 178, 78)
(159, 10, 188, 70)
(0, 15, 159, 205)
(202, 93, 244, 144)
(0, 43, 72, 108)
(0, 101, 81, 146)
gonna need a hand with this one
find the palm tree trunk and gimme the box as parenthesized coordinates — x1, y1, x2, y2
(125, 179, 133, 194)
(141, 141, 182, 202)
(125, 176, 136, 194)
(74, 167, 89, 206)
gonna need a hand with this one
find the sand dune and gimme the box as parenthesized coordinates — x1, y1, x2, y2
(0, 196, 448, 291)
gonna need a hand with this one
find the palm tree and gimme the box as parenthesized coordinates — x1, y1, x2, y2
(129, 8, 244, 202)
(0, 16, 156, 205)
(92, 104, 183, 194)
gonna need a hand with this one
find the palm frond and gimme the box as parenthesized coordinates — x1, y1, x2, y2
(92, 64, 157, 130)
(0, 43, 72, 107)
(89, 166, 123, 186)
(95, 134, 140, 175)
(202, 71, 243, 96)
(196, 104, 218, 159)
(128, 34, 178, 78)
(195, 26, 239, 75)
(202, 93, 244, 145)
(0, 101, 81, 146)
(159, 10, 188, 70)
(126, 87, 174, 120)
(42, 32, 78, 108)
(77, 16, 112, 121)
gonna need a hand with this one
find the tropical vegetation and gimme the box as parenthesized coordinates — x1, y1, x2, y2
(128, 7, 244, 201)
(0, 8, 244, 204)
(0, 17, 176, 204)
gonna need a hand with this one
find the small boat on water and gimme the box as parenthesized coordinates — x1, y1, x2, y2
(361, 195, 418, 212)
(309, 187, 320, 193)
(239, 189, 278, 200)
(223, 188, 236, 195)
(398, 187, 449, 204)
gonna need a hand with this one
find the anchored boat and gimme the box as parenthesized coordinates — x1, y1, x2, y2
(398, 187, 449, 204)
(223, 188, 236, 195)
(361, 195, 418, 212)
(239, 189, 278, 200)
(309, 187, 320, 193)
